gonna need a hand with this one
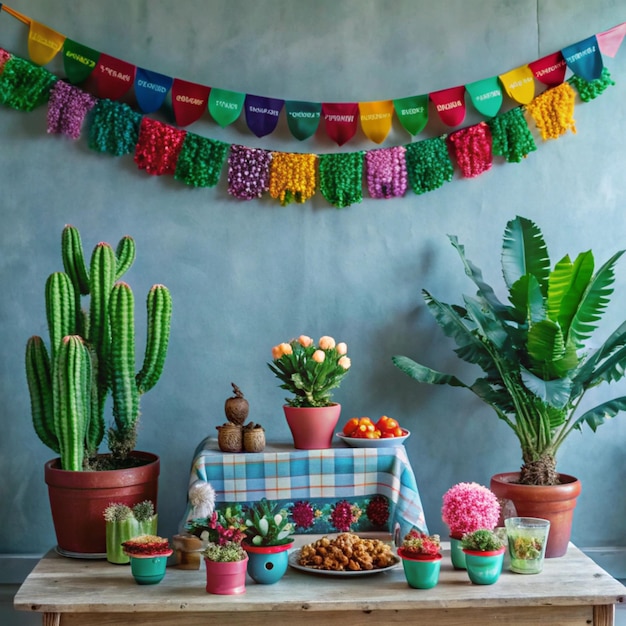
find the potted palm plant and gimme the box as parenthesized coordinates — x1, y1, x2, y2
(242, 498, 295, 584)
(25, 225, 172, 556)
(268, 334, 351, 448)
(393, 215, 626, 557)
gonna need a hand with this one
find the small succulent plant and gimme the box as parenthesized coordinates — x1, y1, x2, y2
(400, 530, 441, 557)
(203, 541, 247, 562)
(461, 529, 505, 552)
(244, 498, 294, 547)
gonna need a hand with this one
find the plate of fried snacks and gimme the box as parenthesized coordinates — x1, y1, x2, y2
(288, 533, 399, 576)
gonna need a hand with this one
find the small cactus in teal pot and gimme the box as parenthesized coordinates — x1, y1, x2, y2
(25, 225, 172, 470)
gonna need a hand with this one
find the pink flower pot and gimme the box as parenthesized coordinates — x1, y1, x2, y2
(204, 555, 248, 595)
(283, 404, 341, 449)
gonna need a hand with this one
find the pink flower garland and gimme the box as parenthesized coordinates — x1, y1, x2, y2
(134, 117, 187, 176)
(365, 146, 408, 198)
(47, 80, 97, 139)
(227, 144, 273, 200)
(447, 122, 493, 178)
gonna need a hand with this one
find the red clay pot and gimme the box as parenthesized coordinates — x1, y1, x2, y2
(283, 403, 341, 449)
(45, 451, 160, 558)
(490, 472, 581, 558)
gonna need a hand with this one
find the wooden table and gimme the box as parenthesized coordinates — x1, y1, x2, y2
(14, 541, 625, 626)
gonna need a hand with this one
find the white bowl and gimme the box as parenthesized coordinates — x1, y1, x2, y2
(335, 429, 410, 448)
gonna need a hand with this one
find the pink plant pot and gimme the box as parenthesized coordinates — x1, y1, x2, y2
(283, 404, 341, 449)
(204, 555, 248, 595)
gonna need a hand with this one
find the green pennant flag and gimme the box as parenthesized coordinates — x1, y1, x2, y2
(63, 39, 100, 85)
(393, 95, 428, 135)
(285, 100, 321, 140)
(466, 76, 503, 117)
(209, 87, 245, 127)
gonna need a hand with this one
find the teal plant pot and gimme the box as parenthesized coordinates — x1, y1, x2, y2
(398, 548, 442, 589)
(463, 548, 505, 585)
(128, 551, 172, 585)
(243, 541, 293, 584)
(449, 537, 466, 570)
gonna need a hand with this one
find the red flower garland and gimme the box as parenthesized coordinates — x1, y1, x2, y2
(447, 122, 493, 178)
(134, 117, 187, 175)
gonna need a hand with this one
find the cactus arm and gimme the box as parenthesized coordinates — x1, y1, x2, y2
(53, 336, 91, 471)
(45, 272, 76, 361)
(109, 282, 139, 436)
(85, 345, 105, 456)
(61, 224, 90, 296)
(115, 236, 136, 280)
(25, 336, 59, 453)
(136, 284, 173, 394)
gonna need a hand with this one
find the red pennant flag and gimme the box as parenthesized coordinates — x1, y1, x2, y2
(430, 86, 466, 127)
(597, 22, 626, 58)
(322, 103, 359, 146)
(529, 52, 567, 87)
(94, 53, 136, 100)
(171, 78, 210, 127)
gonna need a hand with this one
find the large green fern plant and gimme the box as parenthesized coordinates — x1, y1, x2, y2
(392, 216, 626, 486)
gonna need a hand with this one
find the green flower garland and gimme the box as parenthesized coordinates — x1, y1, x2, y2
(88, 99, 142, 156)
(318, 152, 364, 208)
(404, 136, 454, 195)
(0, 55, 56, 111)
(569, 67, 615, 102)
(175, 133, 229, 188)
(488, 107, 537, 163)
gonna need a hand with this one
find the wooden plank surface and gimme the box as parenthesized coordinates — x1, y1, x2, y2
(14, 543, 625, 618)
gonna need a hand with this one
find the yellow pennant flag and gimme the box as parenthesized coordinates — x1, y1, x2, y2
(499, 65, 535, 105)
(359, 100, 394, 144)
(28, 20, 66, 65)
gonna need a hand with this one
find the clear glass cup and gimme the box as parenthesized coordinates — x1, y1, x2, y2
(504, 517, 550, 574)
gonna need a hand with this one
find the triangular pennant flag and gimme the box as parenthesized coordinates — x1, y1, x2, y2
(393, 95, 428, 135)
(358, 100, 394, 143)
(562, 36, 603, 81)
(134, 68, 172, 113)
(28, 20, 66, 66)
(209, 87, 245, 127)
(597, 22, 626, 58)
(171, 78, 210, 127)
(94, 53, 136, 100)
(465, 77, 502, 117)
(285, 100, 321, 140)
(63, 39, 100, 85)
(499, 65, 535, 104)
(244, 94, 284, 137)
(430, 86, 466, 126)
(322, 102, 359, 145)
(528, 52, 567, 87)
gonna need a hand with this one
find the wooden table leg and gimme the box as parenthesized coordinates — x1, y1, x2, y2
(593, 604, 615, 626)
(43, 612, 60, 626)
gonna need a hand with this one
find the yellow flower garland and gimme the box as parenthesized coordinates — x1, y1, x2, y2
(525, 82, 576, 141)
(269, 152, 318, 205)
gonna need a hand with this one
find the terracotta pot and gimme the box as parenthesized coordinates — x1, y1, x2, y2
(45, 451, 160, 558)
(283, 403, 341, 449)
(490, 472, 581, 558)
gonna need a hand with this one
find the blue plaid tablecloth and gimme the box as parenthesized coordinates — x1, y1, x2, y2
(182, 438, 427, 543)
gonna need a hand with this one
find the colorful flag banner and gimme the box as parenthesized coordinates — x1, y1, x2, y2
(134, 68, 172, 114)
(245, 94, 284, 137)
(171, 78, 210, 127)
(94, 53, 136, 100)
(465, 76, 502, 117)
(28, 20, 65, 66)
(528, 52, 567, 87)
(597, 22, 626, 58)
(393, 94, 428, 135)
(359, 100, 394, 143)
(430, 85, 466, 126)
(62, 39, 99, 85)
(285, 100, 321, 140)
(562, 36, 603, 82)
(209, 87, 245, 127)
(499, 65, 535, 104)
(322, 102, 359, 145)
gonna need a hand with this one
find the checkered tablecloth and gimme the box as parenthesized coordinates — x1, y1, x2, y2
(182, 438, 427, 542)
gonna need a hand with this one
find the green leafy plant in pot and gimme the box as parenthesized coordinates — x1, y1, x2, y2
(392, 216, 626, 556)
(25, 225, 172, 555)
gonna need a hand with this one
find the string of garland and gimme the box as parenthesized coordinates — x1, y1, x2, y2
(487, 107, 537, 163)
(269, 152, 318, 205)
(0, 49, 11, 72)
(174, 133, 228, 188)
(47, 80, 97, 139)
(365, 146, 408, 199)
(447, 122, 493, 178)
(569, 67, 615, 102)
(134, 117, 187, 175)
(525, 81, 577, 140)
(318, 152, 364, 208)
(227, 145, 273, 199)
(404, 136, 454, 194)
(88, 99, 142, 156)
(0, 55, 56, 111)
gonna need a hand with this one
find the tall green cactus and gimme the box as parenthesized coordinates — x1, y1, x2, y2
(25, 225, 172, 470)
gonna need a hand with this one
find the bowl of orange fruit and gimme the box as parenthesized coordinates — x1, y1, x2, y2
(336, 416, 410, 448)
